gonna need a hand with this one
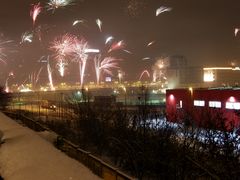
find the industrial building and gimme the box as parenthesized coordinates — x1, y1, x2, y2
(166, 87, 240, 130)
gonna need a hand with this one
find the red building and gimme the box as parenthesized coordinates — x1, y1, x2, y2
(166, 88, 240, 130)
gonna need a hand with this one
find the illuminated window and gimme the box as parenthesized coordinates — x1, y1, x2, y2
(226, 102, 240, 110)
(176, 100, 183, 109)
(194, 100, 205, 107)
(209, 101, 221, 108)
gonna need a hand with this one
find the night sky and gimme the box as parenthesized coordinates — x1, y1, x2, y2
(0, 0, 240, 85)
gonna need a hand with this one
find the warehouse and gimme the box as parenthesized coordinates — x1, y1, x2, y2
(166, 87, 240, 130)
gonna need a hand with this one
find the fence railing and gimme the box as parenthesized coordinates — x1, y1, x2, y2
(3, 111, 135, 180)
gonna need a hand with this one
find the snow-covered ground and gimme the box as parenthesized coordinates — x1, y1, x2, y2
(0, 112, 101, 180)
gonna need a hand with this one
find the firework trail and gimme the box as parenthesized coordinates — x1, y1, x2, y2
(96, 18, 102, 32)
(152, 57, 169, 82)
(72, 38, 89, 87)
(34, 24, 53, 42)
(20, 31, 33, 44)
(50, 33, 76, 77)
(156, 6, 172, 16)
(123, 49, 132, 54)
(72, 19, 85, 26)
(47, 0, 74, 12)
(0, 39, 13, 65)
(30, 2, 42, 26)
(94, 54, 119, 85)
(147, 41, 155, 47)
(5, 71, 14, 93)
(108, 40, 125, 53)
(139, 70, 150, 81)
(105, 36, 114, 44)
(47, 57, 55, 90)
(235, 28, 240, 37)
(142, 57, 151, 61)
(29, 67, 43, 89)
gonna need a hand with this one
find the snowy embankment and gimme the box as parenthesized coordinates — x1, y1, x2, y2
(0, 112, 101, 180)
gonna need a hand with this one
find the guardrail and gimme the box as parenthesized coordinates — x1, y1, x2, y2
(3, 111, 135, 180)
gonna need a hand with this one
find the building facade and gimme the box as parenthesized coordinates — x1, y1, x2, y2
(166, 88, 240, 130)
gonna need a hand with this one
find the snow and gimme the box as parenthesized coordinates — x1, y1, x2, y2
(0, 112, 101, 180)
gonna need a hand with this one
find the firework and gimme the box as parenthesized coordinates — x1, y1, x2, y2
(147, 41, 155, 47)
(84, 48, 100, 53)
(235, 28, 240, 37)
(123, 49, 132, 54)
(108, 40, 125, 53)
(142, 57, 151, 61)
(0, 39, 13, 65)
(47, 0, 74, 12)
(5, 71, 14, 93)
(50, 33, 76, 76)
(156, 6, 172, 16)
(152, 57, 169, 83)
(29, 67, 43, 89)
(47, 57, 55, 90)
(94, 54, 119, 85)
(139, 70, 150, 81)
(72, 38, 89, 87)
(72, 19, 85, 26)
(20, 31, 33, 44)
(96, 18, 102, 32)
(30, 2, 42, 26)
(105, 36, 114, 44)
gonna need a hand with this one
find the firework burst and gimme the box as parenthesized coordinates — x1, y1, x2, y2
(20, 31, 33, 44)
(50, 33, 76, 77)
(94, 54, 119, 85)
(47, 0, 74, 12)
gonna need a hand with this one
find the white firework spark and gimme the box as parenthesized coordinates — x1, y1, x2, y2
(21, 31, 33, 44)
(72, 19, 85, 26)
(96, 18, 102, 32)
(156, 6, 172, 16)
(142, 57, 151, 61)
(147, 40, 155, 47)
(123, 49, 132, 54)
(105, 36, 114, 44)
(234, 28, 240, 37)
